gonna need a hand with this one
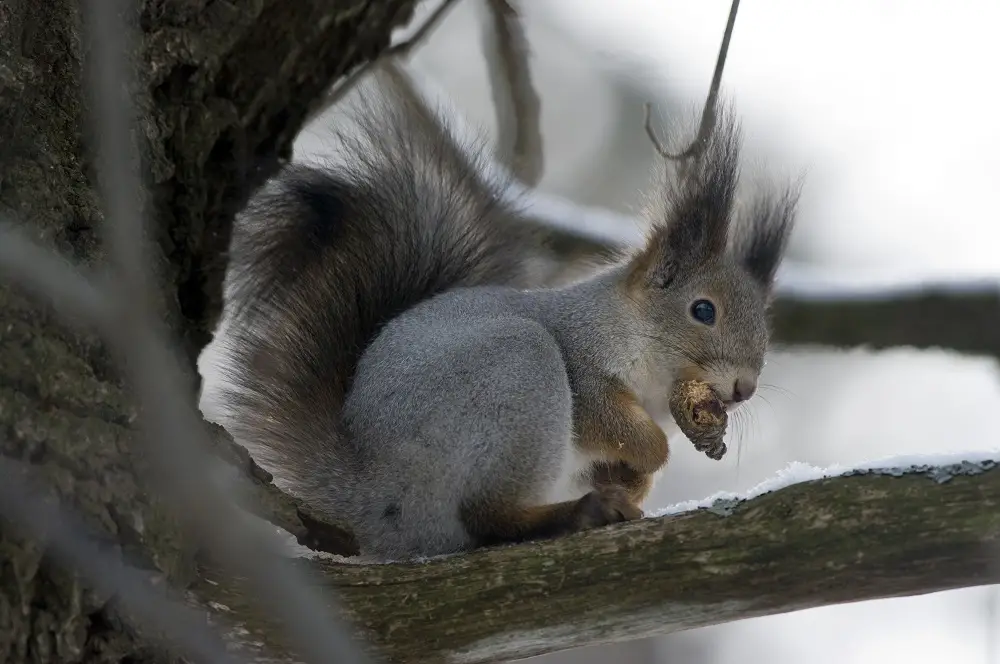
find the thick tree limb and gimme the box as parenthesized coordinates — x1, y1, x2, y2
(770, 287, 1000, 359)
(192, 458, 1000, 663)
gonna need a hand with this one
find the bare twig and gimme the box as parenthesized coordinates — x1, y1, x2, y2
(306, 0, 461, 125)
(645, 0, 741, 161)
(0, 456, 245, 664)
(81, 1, 374, 662)
(642, 101, 671, 160)
(482, 0, 544, 186)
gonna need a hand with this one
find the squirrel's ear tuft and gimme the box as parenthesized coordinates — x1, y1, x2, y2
(632, 108, 742, 288)
(738, 182, 800, 287)
(625, 230, 673, 289)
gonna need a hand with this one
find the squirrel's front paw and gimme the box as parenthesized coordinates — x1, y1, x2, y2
(571, 486, 643, 531)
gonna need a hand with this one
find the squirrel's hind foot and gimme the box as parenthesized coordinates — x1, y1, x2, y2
(570, 486, 644, 531)
(462, 486, 642, 549)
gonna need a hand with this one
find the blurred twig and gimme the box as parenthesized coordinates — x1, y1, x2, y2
(306, 0, 461, 125)
(644, 0, 741, 162)
(987, 587, 998, 664)
(80, 0, 375, 662)
(482, 0, 544, 185)
(0, 223, 112, 330)
(0, 456, 245, 664)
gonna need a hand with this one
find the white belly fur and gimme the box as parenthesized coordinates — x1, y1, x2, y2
(543, 444, 600, 504)
(542, 443, 667, 510)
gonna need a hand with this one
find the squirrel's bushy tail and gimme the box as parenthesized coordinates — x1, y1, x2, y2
(198, 69, 538, 513)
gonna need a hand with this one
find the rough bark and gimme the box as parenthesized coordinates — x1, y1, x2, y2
(195, 459, 1000, 663)
(0, 1, 415, 662)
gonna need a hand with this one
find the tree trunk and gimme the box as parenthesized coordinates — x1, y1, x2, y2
(0, 2, 415, 662)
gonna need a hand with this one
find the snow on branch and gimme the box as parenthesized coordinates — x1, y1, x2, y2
(193, 451, 1000, 663)
(656, 448, 1000, 516)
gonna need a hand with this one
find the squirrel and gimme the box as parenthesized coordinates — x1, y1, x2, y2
(197, 66, 799, 561)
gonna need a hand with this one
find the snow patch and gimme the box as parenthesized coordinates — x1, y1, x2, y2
(652, 449, 1000, 518)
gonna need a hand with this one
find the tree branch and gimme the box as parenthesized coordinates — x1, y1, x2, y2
(644, 0, 740, 170)
(193, 457, 1000, 663)
(482, 0, 544, 186)
(306, 0, 461, 125)
(506, 189, 1000, 360)
(771, 287, 1000, 359)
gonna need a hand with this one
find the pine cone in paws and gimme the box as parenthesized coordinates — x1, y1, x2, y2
(668, 379, 728, 460)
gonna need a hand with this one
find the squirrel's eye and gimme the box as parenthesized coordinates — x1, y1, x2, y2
(690, 299, 716, 326)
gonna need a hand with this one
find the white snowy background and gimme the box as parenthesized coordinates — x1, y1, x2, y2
(292, 0, 1000, 662)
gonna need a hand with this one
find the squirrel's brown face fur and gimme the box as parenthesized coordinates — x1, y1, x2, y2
(625, 110, 799, 408)
(627, 256, 771, 406)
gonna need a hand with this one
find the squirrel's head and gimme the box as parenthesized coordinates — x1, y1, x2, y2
(624, 111, 799, 410)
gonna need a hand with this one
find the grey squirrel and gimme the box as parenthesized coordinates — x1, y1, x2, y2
(198, 67, 799, 560)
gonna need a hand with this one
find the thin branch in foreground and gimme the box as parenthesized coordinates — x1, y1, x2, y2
(642, 101, 671, 160)
(0, 456, 245, 664)
(645, 0, 741, 161)
(0, 222, 112, 331)
(80, 1, 374, 663)
(482, 0, 544, 186)
(306, 0, 461, 125)
(83, 0, 146, 291)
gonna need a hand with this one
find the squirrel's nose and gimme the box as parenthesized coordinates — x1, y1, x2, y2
(731, 377, 757, 403)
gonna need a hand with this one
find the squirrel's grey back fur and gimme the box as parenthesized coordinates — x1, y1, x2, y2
(199, 71, 799, 560)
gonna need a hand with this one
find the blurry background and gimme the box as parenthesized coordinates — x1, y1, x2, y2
(297, 1, 1000, 662)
